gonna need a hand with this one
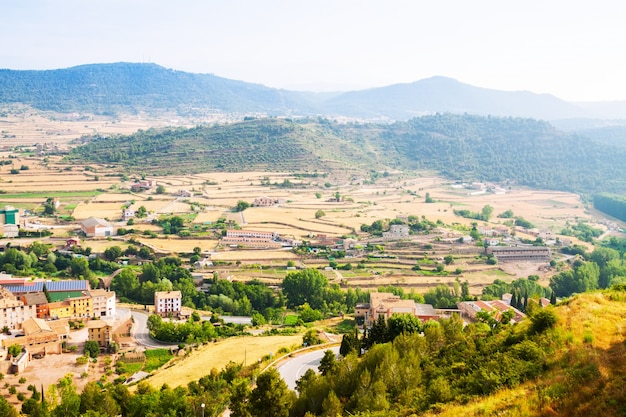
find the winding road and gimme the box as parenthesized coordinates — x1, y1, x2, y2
(118, 307, 178, 349)
(277, 346, 340, 391)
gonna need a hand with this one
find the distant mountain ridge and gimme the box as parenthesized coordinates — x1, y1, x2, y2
(1, 62, 624, 121)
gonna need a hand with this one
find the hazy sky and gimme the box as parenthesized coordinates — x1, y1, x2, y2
(2, 0, 625, 101)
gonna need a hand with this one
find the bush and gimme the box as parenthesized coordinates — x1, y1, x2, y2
(529, 308, 558, 334)
(18, 377, 26, 384)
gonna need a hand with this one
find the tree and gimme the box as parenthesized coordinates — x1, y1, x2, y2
(249, 368, 293, 417)
(230, 378, 252, 417)
(103, 246, 123, 261)
(43, 197, 56, 215)
(318, 350, 337, 376)
(235, 200, 250, 212)
(0, 396, 18, 417)
(136, 206, 147, 218)
(339, 327, 361, 356)
(425, 192, 434, 203)
(443, 255, 454, 265)
(111, 268, 139, 299)
(8, 344, 22, 358)
(70, 257, 90, 278)
(84, 340, 100, 358)
(155, 184, 166, 194)
(315, 210, 326, 219)
(481, 205, 494, 221)
(282, 269, 329, 310)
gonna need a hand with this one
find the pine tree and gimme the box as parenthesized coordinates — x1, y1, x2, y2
(550, 291, 557, 305)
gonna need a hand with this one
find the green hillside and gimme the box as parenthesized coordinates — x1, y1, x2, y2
(67, 114, 626, 193)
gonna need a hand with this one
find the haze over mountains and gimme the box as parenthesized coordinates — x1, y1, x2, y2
(1, 62, 625, 122)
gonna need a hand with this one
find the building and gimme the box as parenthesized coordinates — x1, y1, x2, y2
(154, 291, 182, 317)
(0, 206, 19, 225)
(67, 295, 93, 318)
(486, 246, 551, 262)
(382, 224, 410, 241)
(253, 196, 284, 207)
(20, 292, 49, 319)
(225, 230, 277, 240)
(131, 179, 156, 192)
(48, 301, 73, 319)
(177, 189, 194, 198)
(2, 317, 66, 359)
(0, 287, 36, 329)
(355, 292, 438, 327)
(3, 280, 90, 300)
(90, 289, 116, 318)
(456, 300, 525, 323)
(87, 320, 113, 348)
(81, 217, 114, 237)
(221, 229, 281, 249)
(0, 224, 19, 238)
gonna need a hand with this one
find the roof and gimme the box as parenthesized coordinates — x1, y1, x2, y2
(89, 289, 107, 298)
(154, 290, 182, 299)
(22, 317, 52, 335)
(414, 303, 438, 317)
(81, 217, 112, 228)
(87, 320, 112, 329)
(22, 292, 48, 305)
(2, 280, 89, 294)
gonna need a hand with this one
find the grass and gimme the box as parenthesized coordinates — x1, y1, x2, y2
(146, 335, 302, 389)
(143, 348, 174, 372)
(116, 362, 143, 375)
(283, 314, 299, 326)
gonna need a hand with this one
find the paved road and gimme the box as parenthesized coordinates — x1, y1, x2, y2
(277, 346, 340, 391)
(124, 308, 178, 349)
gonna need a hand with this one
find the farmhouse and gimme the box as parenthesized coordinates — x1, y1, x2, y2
(382, 224, 410, 241)
(131, 179, 156, 192)
(177, 189, 194, 198)
(154, 290, 182, 317)
(253, 196, 284, 207)
(486, 246, 551, 262)
(355, 292, 439, 327)
(81, 217, 114, 237)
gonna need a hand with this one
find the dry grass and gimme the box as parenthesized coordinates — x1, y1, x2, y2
(146, 334, 302, 388)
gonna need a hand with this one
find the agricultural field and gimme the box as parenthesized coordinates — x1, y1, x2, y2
(1, 112, 620, 297)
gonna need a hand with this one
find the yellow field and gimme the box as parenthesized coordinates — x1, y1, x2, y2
(146, 334, 302, 388)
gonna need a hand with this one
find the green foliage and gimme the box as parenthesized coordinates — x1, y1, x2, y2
(315, 209, 325, 219)
(249, 368, 294, 417)
(84, 340, 100, 358)
(594, 193, 626, 222)
(143, 348, 174, 372)
(282, 269, 329, 310)
(8, 343, 21, 358)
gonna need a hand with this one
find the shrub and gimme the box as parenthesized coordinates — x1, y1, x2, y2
(529, 308, 558, 334)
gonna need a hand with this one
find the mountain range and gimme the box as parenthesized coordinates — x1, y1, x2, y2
(1, 62, 625, 122)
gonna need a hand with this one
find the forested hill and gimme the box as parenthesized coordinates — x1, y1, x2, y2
(0, 63, 309, 115)
(67, 114, 626, 193)
(1, 62, 622, 121)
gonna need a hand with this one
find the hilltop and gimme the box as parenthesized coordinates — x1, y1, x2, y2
(2, 63, 626, 121)
(66, 114, 626, 194)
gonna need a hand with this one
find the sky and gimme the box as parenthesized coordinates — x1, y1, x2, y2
(2, 0, 625, 102)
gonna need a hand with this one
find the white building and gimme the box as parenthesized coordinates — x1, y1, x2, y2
(154, 291, 182, 317)
(89, 289, 117, 318)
